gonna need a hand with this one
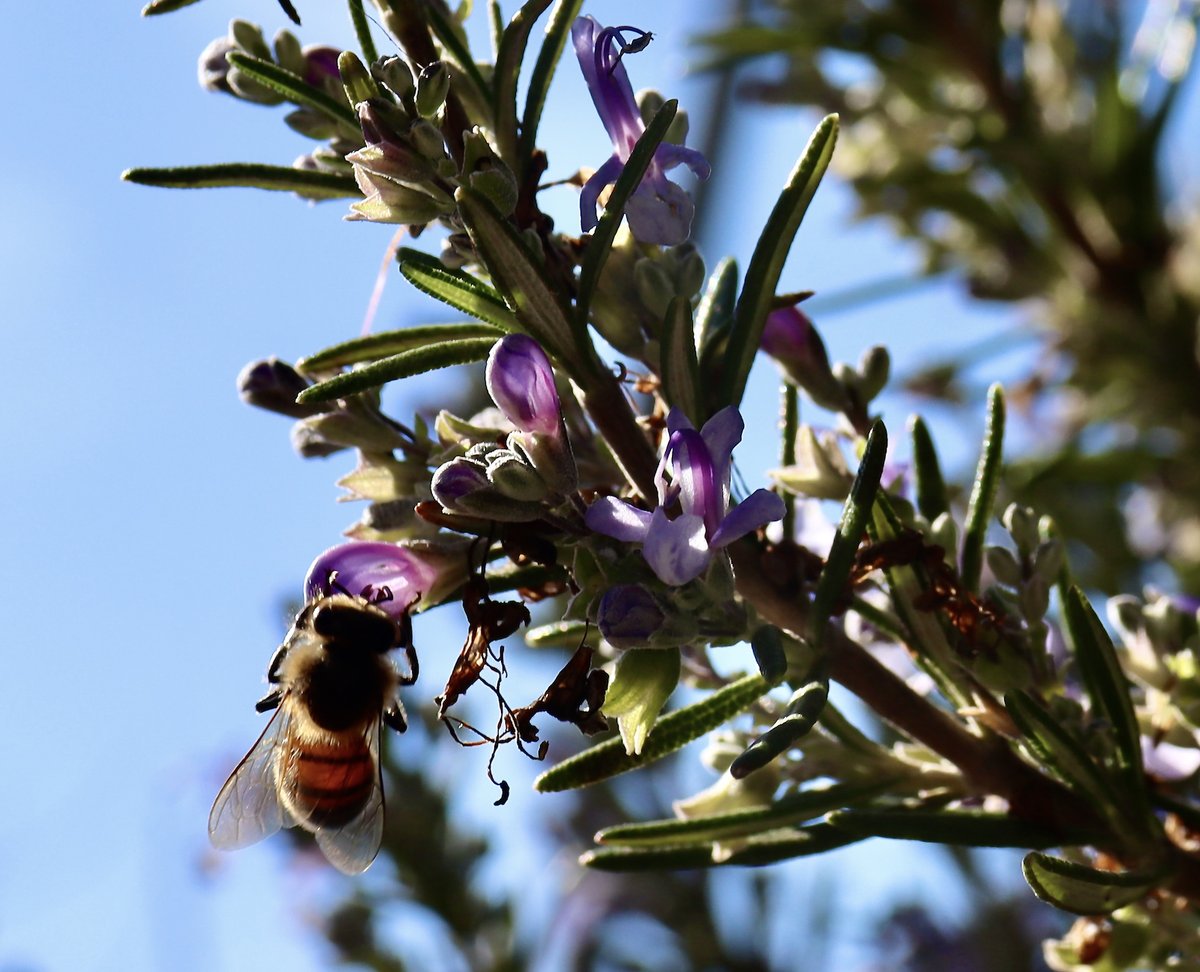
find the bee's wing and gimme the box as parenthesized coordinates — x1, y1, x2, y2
(208, 705, 292, 850)
(314, 718, 385, 874)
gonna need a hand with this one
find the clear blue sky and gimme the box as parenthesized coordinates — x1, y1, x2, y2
(2, 1, 1196, 970)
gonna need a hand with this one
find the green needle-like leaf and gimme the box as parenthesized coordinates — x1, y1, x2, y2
(582, 823, 859, 871)
(534, 673, 770, 791)
(695, 257, 738, 362)
(729, 677, 828, 778)
(518, 0, 586, 174)
(596, 779, 901, 847)
(493, 0, 555, 165)
(750, 625, 788, 686)
(347, 0, 380, 68)
(142, 0, 203, 13)
(576, 100, 679, 328)
(397, 249, 520, 331)
(714, 114, 838, 413)
(811, 420, 887, 647)
(1063, 585, 1154, 838)
(659, 297, 701, 425)
(455, 186, 586, 370)
(909, 414, 949, 521)
(1004, 690, 1120, 817)
(960, 384, 1006, 591)
(298, 323, 506, 371)
(296, 337, 498, 403)
(828, 807, 1086, 848)
(1022, 852, 1163, 915)
(121, 164, 359, 198)
(225, 52, 360, 137)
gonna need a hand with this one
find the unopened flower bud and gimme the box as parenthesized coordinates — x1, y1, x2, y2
(856, 345, 890, 402)
(486, 452, 550, 502)
(598, 584, 665, 649)
(304, 46, 342, 86)
(415, 61, 450, 118)
(373, 55, 415, 102)
(273, 30, 304, 76)
(238, 357, 321, 417)
(304, 538, 470, 613)
(291, 417, 350, 458)
(230, 19, 272, 60)
(431, 457, 544, 521)
(408, 119, 448, 160)
(291, 410, 410, 456)
(198, 37, 237, 92)
(761, 307, 848, 413)
(486, 334, 561, 437)
(337, 50, 377, 104)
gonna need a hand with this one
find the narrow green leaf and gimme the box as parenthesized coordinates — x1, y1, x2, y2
(811, 420, 887, 647)
(750, 625, 787, 686)
(422, 2, 493, 110)
(298, 323, 506, 371)
(828, 807, 1084, 849)
(296, 337, 497, 403)
(225, 52, 360, 136)
(909, 415, 949, 521)
(1004, 690, 1119, 814)
(1022, 852, 1162, 915)
(694, 257, 738, 361)
(597, 779, 901, 847)
(347, 0, 380, 68)
(780, 382, 800, 539)
(714, 114, 838, 413)
(121, 164, 359, 198)
(582, 823, 859, 871)
(604, 649, 682, 756)
(455, 186, 584, 368)
(397, 249, 520, 331)
(659, 297, 701, 425)
(534, 673, 770, 792)
(729, 677, 828, 778)
(524, 619, 591, 648)
(493, 0, 556, 165)
(1064, 585, 1153, 836)
(960, 384, 1006, 591)
(576, 100, 679, 327)
(518, 0, 586, 173)
(142, 0, 203, 13)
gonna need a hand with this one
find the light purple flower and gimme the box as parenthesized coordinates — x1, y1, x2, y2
(486, 334, 561, 437)
(304, 541, 462, 616)
(586, 407, 786, 585)
(572, 16, 711, 246)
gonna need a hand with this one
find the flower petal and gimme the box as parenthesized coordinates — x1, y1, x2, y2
(710, 489, 787, 549)
(579, 154, 625, 233)
(624, 178, 696, 247)
(643, 508, 710, 585)
(585, 496, 653, 542)
(304, 541, 440, 615)
(668, 429, 720, 535)
(654, 142, 713, 182)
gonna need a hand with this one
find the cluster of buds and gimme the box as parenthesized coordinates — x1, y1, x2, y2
(432, 336, 578, 520)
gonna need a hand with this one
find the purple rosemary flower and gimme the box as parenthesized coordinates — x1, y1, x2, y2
(486, 334, 577, 494)
(572, 16, 711, 246)
(586, 407, 786, 585)
(304, 540, 467, 616)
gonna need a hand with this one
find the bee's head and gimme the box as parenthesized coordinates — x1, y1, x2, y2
(311, 597, 398, 652)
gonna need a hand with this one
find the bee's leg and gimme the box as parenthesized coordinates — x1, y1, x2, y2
(395, 611, 420, 685)
(264, 642, 289, 684)
(255, 688, 284, 713)
(383, 700, 408, 734)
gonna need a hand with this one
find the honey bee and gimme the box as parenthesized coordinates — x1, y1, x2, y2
(209, 587, 417, 874)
